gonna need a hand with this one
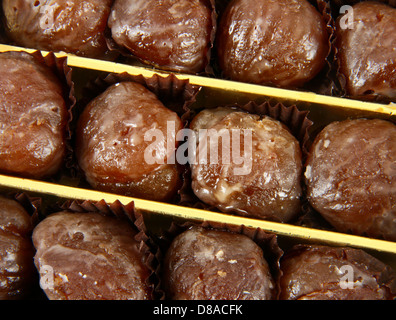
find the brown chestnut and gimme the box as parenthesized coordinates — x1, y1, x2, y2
(33, 211, 152, 300)
(279, 245, 396, 300)
(76, 81, 183, 202)
(2, 0, 112, 58)
(0, 51, 68, 179)
(108, 0, 214, 73)
(163, 227, 275, 300)
(335, 1, 396, 98)
(305, 119, 396, 241)
(190, 107, 302, 222)
(0, 196, 35, 300)
(217, 0, 329, 87)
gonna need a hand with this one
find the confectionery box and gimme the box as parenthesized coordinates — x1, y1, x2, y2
(0, 0, 395, 300)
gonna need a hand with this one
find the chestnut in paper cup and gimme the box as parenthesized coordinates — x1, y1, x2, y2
(278, 244, 396, 300)
(32, 199, 159, 300)
(0, 50, 76, 182)
(179, 100, 313, 225)
(155, 220, 283, 300)
(331, 0, 396, 102)
(73, 72, 201, 203)
(0, 193, 41, 300)
(106, 0, 217, 75)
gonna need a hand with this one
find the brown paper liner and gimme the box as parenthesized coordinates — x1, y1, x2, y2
(306, 0, 339, 96)
(330, 0, 396, 103)
(0, 50, 77, 183)
(151, 219, 284, 300)
(40, 198, 161, 300)
(178, 100, 314, 221)
(71, 72, 201, 204)
(106, 0, 217, 76)
(12, 192, 42, 227)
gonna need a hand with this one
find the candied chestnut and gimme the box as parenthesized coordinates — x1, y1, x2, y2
(108, 0, 214, 73)
(190, 107, 302, 222)
(0, 196, 35, 300)
(304, 119, 396, 241)
(76, 81, 183, 202)
(217, 0, 329, 87)
(32, 211, 152, 300)
(279, 245, 396, 300)
(2, 0, 112, 58)
(335, 2, 396, 98)
(163, 227, 275, 300)
(0, 51, 68, 179)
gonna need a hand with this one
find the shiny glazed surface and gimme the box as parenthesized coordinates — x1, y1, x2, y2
(0, 197, 35, 300)
(163, 227, 275, 300)
(190, 107, 302, 222)
(305, 119, 396, 241)
(3, 0, 112, 58)
(0, 51, 67, 179)
(335, 2, 396, 98)
(279, 245, 396, 300)
(217, 0, 329, 87)
(33, 211, 152, 300)
(76, 81, 183, 202)
(108, 0, 213, 73)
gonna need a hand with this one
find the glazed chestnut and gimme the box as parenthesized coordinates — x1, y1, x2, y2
(32, 211, 152, 300)
(76, 81, 183, 202)
(0, 51, 68, 179)
(335, 2, 396, 98)
(190, 107, 302, 222)
(2, 0, 112, 58)
(305, 119, 396, 241)
(217, 0, 329, 87)
(108, 0, 213, 73)
(0, 196, 35, 300)
(163, 227, 275, 300)
(279, 245, 396, 300)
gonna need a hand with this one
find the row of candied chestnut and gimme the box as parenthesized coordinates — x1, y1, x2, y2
(0, 50, 395, 245)
(1, 195, 395, 300)
(1, 0, 395, 99)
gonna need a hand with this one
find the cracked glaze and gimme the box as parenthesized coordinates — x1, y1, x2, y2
(190, 107, 302, 222)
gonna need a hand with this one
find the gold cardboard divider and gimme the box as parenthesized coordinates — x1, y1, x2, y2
(1, 43, 394, 116)
(0, 174, 395, 256)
